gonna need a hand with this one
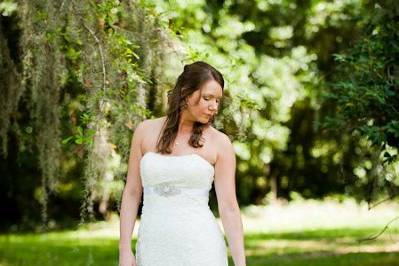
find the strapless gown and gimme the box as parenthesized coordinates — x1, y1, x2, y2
(135, 151, 229, 266)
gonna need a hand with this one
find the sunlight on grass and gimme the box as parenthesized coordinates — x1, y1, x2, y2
(241, 197, 399, 233)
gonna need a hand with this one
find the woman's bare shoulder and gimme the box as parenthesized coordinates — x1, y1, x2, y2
(208, 126, 230, 141)
(140, 116, 166, 133)
(141, 116, 165, 124)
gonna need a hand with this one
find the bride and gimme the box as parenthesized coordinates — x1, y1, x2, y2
(119, 61, 246, 266)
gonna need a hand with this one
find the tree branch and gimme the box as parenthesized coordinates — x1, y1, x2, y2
(358, 216, 399, 242)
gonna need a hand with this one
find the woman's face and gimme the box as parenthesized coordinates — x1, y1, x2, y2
(184, 79, 223, 124)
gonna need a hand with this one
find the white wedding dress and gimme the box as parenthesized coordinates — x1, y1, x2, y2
(135, 151, 229, 266)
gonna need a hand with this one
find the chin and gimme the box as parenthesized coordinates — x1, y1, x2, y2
(197, 118, 209, 124)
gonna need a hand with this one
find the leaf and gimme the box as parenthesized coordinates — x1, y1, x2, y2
(62, 136, 74, 144)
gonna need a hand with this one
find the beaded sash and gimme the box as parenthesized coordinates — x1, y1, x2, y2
(144, 181, 209, 197)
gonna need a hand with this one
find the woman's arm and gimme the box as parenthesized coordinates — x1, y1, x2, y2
(119, 121, 146, 264)
(214, 133, 246, 266)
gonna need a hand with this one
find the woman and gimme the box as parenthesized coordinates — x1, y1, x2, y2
(119, 61, 246, 266)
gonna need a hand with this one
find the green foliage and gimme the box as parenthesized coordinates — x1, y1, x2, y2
(324, 1, 399, 146)
(320, 0, 399, 202)
(0, 0, 175, 229)
(0, 1, 17, 16)
(2, 0, 399, 230)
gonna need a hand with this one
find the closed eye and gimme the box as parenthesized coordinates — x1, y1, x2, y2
(204, 96, 221, 103)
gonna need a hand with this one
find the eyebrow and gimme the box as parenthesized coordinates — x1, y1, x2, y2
(203, 93, 222, 99)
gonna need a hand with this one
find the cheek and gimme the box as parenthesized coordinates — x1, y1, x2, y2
(198, 99, 210, 110)
(189, 98, 207, 110)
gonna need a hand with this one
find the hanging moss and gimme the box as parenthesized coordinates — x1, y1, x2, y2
(65, 0, 175, 222)
(16, 0, 67, 228)
(1, 0, 178, 228)
(0, 20, 22, 157)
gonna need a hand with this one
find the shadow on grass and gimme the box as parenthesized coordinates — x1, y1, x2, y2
(239, 251, 399, 266)
(245, 227, 397, 240)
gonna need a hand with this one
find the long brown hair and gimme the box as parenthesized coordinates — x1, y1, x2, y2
(156, 61, 224, 154)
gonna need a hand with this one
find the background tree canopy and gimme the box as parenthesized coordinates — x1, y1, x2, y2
(0, 0, 398, 231)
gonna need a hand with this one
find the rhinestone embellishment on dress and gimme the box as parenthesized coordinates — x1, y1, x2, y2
(153, 182, 181, 197)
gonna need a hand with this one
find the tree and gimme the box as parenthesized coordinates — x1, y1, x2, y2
(320, 0, 399, 206)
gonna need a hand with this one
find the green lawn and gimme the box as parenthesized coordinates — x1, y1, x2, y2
(238, 227, 399, 266)
(1, 199, 398, 266)
(0, 226, 398, 266)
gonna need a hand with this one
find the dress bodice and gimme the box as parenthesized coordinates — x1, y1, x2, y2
(140, 151, 215, 192)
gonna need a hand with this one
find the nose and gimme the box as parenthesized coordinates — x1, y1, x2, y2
(209, 101, 218, 111)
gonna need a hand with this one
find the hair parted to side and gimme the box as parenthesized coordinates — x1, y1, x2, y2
(155, 61, 224, 154)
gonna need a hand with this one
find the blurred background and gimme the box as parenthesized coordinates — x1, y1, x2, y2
(0, 0, 398, 265)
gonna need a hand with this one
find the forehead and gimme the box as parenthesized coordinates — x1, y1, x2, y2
(199, 79, 223, 97)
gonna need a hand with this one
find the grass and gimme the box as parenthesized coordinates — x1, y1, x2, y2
(238, 227, 399, 266)
(0, 199, 398, 266)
